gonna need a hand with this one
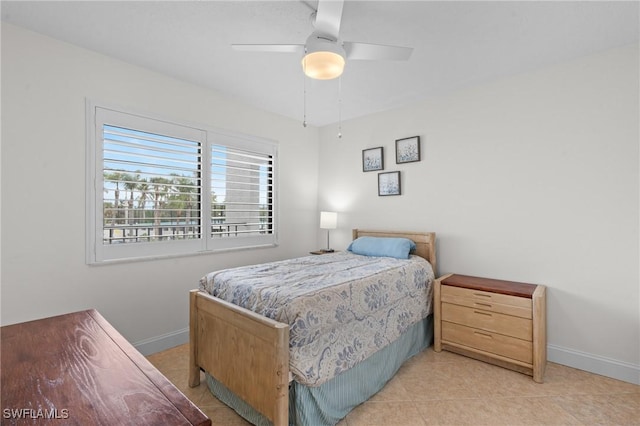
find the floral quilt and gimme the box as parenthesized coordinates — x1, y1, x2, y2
(199, 251, 434, 386)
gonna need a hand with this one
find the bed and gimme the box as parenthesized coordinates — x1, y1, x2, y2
(189, 229, 436, 426)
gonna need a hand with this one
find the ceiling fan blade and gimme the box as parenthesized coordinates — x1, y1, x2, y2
(314, 0, 344, 40)
(231, 44, 304, 54)
(343, 41, 413, 61)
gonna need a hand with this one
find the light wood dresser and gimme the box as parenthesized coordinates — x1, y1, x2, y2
(434, 274, 547, 382)
(1, 309, 210, 425)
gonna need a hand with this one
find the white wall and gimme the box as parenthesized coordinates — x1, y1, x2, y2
(0, 24, 320, 351)
(318, 44, 639, 383)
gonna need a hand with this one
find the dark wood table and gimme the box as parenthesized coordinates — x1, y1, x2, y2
(1, 309, 210, 425)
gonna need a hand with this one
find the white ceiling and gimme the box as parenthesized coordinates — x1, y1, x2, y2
(2, 1, 638, 127)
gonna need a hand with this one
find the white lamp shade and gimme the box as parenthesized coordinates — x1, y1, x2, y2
(320, 211, 337, 229)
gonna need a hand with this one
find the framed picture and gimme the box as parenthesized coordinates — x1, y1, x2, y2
(362, 147, 384, 172)
(395, 136, 421, 164)
(378, 171, 401, 196)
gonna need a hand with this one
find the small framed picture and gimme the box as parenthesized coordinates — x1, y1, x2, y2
(378, 171, 401, 196)
(395, 136, 421, 164)
(362, 147, 384, 172)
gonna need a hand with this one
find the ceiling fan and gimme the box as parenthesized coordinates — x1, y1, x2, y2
(232, 0, 413, 80)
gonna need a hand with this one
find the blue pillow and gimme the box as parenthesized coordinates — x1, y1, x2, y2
(347, 236, 416, 259)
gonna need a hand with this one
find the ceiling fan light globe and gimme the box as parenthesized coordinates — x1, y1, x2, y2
(302, 51, 345, 80)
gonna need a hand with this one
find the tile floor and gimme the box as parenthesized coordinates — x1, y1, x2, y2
(147, 344, 640, 425)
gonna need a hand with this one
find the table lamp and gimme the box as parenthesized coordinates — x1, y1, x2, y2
(320, 211, 337, 252)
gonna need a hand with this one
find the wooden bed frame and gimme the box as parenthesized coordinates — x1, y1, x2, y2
(189, 229, 436, 426)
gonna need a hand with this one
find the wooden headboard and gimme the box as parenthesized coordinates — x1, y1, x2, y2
(352, 229, 437, 274)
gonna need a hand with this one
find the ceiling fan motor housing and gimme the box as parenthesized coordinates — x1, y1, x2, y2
(302, 32, 346, 80)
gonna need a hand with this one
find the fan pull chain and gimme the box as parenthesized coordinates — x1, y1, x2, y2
(302, 57, 308, 128)
(337, 76, 342, 138)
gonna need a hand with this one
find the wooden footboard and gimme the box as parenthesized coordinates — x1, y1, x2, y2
(189, 290, 289, 426)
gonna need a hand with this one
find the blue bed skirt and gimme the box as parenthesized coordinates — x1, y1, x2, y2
(205, 314, 433, 426)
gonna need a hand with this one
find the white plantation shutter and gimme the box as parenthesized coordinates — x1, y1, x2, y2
(87, 103, 277, 263)
(211, 146, 274, 237)
(207, 133, 277, 251)
(103, 125, 202, 244)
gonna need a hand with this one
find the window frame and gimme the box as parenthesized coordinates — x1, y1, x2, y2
(86, 100, 278, 264)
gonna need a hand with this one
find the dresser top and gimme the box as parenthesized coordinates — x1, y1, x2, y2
(442, 274, 539, 298)
(1, 309, 210, 426)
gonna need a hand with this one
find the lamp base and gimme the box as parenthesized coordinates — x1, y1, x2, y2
(320, 248, 334, 253)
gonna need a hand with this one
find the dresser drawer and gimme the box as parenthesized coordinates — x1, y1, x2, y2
(441, 285, 532, 319)
(442, 302, 532, 340)
(442, 321, 533, 364)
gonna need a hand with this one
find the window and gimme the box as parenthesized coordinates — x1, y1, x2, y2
(86, 103, 277, 263)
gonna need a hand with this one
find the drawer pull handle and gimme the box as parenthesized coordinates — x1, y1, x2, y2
(474, 331, 493, 338)
(474, 302, 492, 308)
(473, 293, 492, 298)
(474, 310, 492, 316)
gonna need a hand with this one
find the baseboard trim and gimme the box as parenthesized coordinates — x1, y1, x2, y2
(548, 344, 640, 385)
(134, 327, 189, 356)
